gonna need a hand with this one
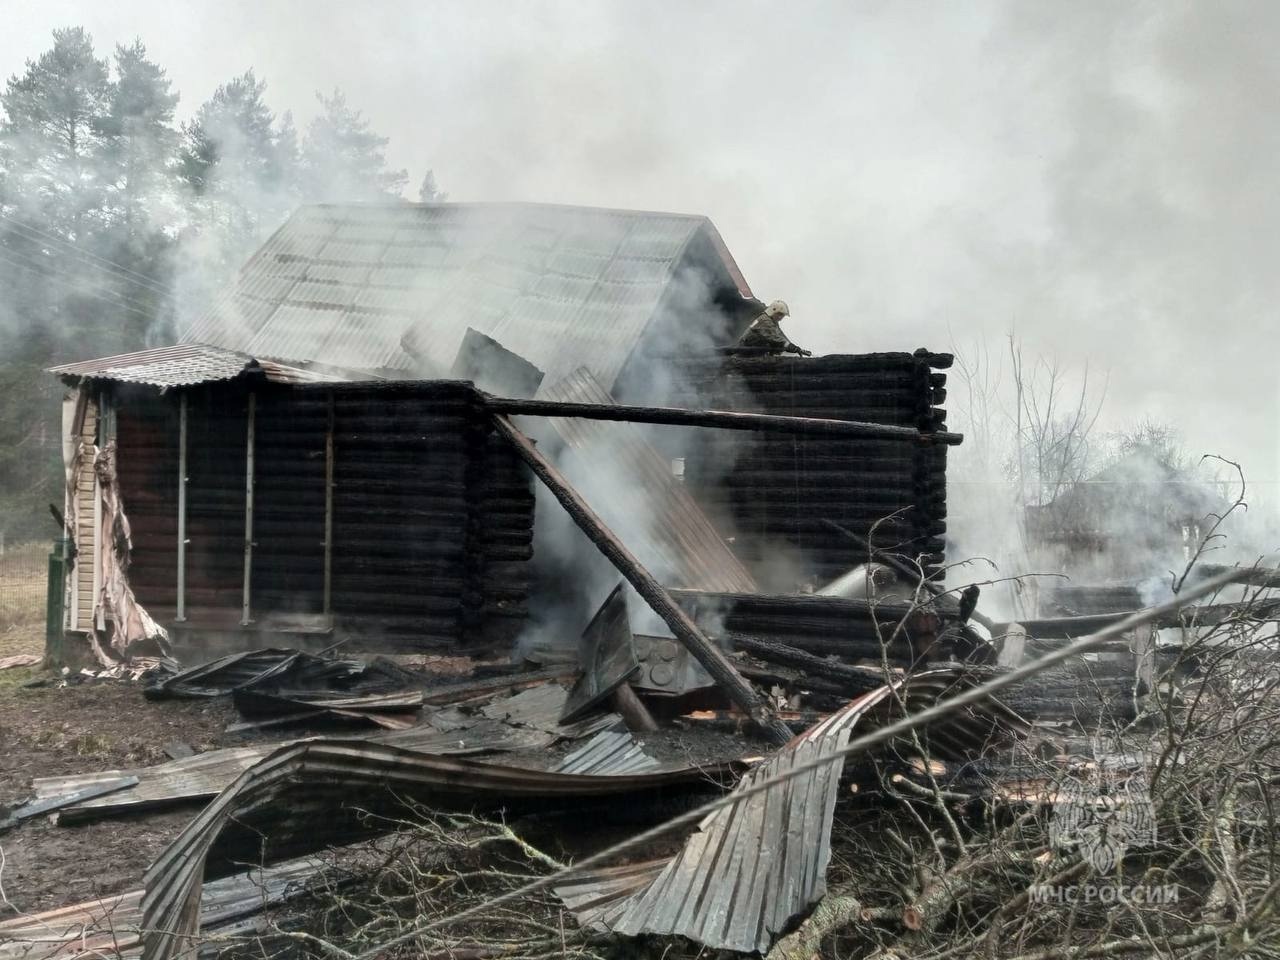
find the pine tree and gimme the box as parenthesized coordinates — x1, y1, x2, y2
(0, 27, 111, 236)
(301, 89, 407, 202)
(0, 28, 115, 542)
(181, 71, 277, 193)
(417, 169, 447, 204)
(178, 70, 300, 289)
(101, 38, 179, 233)
(0, 27, 136, 357)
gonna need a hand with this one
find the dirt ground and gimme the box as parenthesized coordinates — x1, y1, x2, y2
(0, 543, 234, 916)
(0, 669, 241, 916)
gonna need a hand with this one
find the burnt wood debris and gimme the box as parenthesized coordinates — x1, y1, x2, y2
(15, 201, 1280, 959)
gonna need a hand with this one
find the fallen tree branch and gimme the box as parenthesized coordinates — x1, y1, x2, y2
(347, 566, 1246, 960)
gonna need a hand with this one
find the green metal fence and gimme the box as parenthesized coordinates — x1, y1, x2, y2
(45, 537, 70, 663)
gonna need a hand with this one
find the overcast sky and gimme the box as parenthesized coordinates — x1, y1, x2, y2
(4, 1, 1276, 514)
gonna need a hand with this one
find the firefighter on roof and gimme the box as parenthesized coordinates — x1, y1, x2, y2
(737, 299, 811, 356)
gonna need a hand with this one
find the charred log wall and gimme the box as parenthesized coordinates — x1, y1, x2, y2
(114, 379, 534, 652)
(1039, 584, 1143, 617)
(473, 433, 535, 646)
(660, 350, 951, 588)
(672, 589, 974, 667)
(116, 384, 250, 613)
(114, 386, 181, 611)
(253, 389, 326, 614)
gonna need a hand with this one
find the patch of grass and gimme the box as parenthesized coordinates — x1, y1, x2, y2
(0, 664, 40, 691)
(70, 732, 113, 756)
(33, 726, 64, 747)
(0, 541, 48, 631)
(0, 621, 45, 660)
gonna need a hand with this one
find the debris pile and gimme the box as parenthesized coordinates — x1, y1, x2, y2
(19, 201, 1280, 958)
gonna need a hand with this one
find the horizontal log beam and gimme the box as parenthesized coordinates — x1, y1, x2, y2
(1007, 598, 1280, 638)
(485, 396, 962, 445)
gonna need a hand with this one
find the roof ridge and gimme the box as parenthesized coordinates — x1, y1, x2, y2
(299, 199, 713, 223)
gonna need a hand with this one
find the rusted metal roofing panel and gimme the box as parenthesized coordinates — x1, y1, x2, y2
(138, 740, 741, 960)
(179, 201, 752, 392)
(557, 668, 1028, 954)
(539, 367, 757, 593)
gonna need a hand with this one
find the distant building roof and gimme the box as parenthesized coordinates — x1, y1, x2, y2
(1025, 448, 1225, 562)
(180, 201, 753, 391)
(1039, 450, 1221, 518)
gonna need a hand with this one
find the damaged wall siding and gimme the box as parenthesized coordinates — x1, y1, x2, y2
(112, 380, 534, 651)
(662, 351, 951, 586)
(70, 395, 99, 631)
(94, 443, 170, 655)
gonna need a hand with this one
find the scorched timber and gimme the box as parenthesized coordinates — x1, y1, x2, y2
(491, 413, 793, 745)
(729, 634, 887, 694)
(485, 395, 963, 444)
(1006, 598, 1280, 639)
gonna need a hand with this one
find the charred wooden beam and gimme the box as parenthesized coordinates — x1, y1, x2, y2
(671, 588, 918, 621)
(492, 413, 793, 745)
(486, 396, 963, 445)
(611, 683, 660, 732)
(322, 392, 335, 615)
(240, 391, 256, 625)
(1188, 564, 1280, 591)
(175, 391, 188, 623)
(727, 634, 885, 695)
(1008, 598, 1280, 638)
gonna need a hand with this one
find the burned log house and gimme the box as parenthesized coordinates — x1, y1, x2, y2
(51, 201, 958, 689)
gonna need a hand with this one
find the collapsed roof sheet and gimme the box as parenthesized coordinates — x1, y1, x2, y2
(138, 740, 740, 960)
(556, 668, 1029, 954)
(0, 856, 325, 960)
(182, 201, 751, 390)
(32, 720, 554, 822)
(539, 366, 757, 593)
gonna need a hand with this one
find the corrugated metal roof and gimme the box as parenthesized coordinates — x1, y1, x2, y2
(555, 730, 660, 775)
(182, 202, 752, 390)
(31, 720, 555, 821)
(540, 367, 757, 593)
(0, 856, 326, 960)
(139, 739, 742, 960)
(48, 343, 363, 388)
(556, 668, 1030, 954)
(49, 344, 254, 387)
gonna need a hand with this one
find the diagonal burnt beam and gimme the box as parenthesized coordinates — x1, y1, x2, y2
(491, 413, 793, 745)
(485, 395, 963, 445)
